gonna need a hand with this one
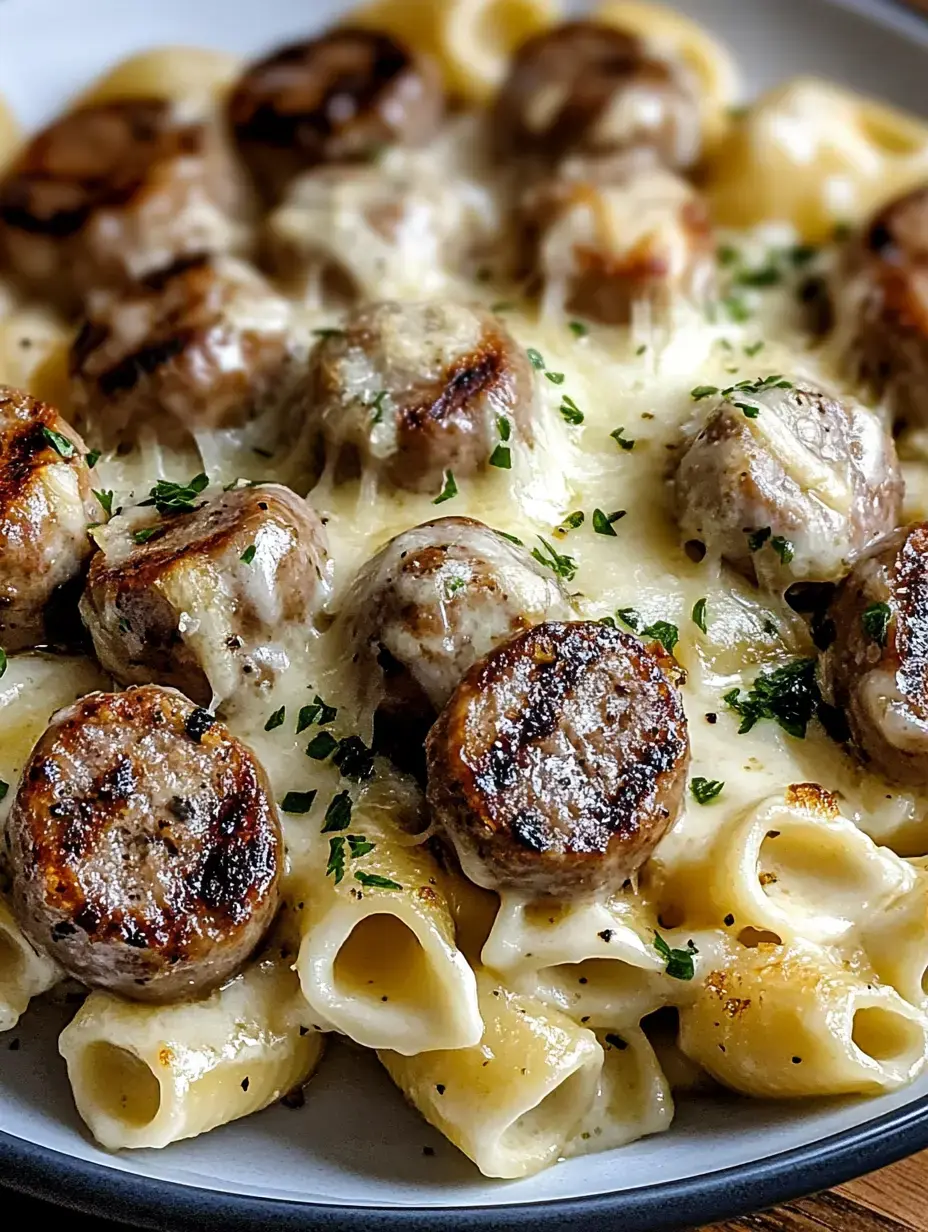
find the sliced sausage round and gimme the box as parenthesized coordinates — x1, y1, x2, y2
(300, 299, 535, 496)
(0, 385, 100, 651)
(4, 685, 282, 1001)
(524, 166, 715, 324)
(832, 185, 928, 429)
(69, 254, 295, 451)
(492, 20, 701, 175)
(820, 522, 928, 785)
(0, 99, 250, 309)
(426, 621, 689, 899)
(674, 380, 902, 590)
(80, 483, 329, 708)
(339, 516, 574, 729)
(228, 29, 444, 205)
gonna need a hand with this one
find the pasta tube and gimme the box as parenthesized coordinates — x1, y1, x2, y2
(565, 1026, 673, 1155)
(379, 970, 602, 1178)
(679, 940, 928, 1097)
(59, 945, 324, 1150)
(860, 872, 928, 1009)
(0, 895, 59, 1033)
(293, 804, 481, 1054)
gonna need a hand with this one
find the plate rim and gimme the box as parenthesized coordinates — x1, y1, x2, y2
(3, 1094, 928, 1231)
(3, 0, 928, 1227)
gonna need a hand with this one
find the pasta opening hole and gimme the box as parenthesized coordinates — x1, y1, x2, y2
(81, 1043, 161, 1127)
(0, 931, 23, 985)
(499, 1066, 591, 1156)
(334, 913, 434, 1011)
(737, 927, 781, 948)
(757, 826, 872, 923)
(921, 966, 928, 999)
(851, 1006, 923, 1066)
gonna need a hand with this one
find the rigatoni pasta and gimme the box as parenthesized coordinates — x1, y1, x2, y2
(0, 896, 59, 1033)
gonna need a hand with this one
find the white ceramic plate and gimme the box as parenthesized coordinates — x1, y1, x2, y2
(2, 1, 928, 1228)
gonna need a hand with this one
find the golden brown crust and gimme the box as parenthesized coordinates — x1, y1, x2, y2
(426, 621, 689, 898)
(228, 29, 444, 205)
(5, 685, 281, 1001)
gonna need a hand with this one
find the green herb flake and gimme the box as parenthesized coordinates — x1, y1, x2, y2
(560, 395, 584, 425)
(723, 658, 821, 739)
(322, 790, 353, 833)
(355, 871, 402, 890)
(544, 370, 566, 386)
(722, 295, 751, 322)
(592, 508, 625, 537)
(264, 706, 286, 732)
(132, 527, 160, 545)
(747, 527, 772, 552)
(281, 790, 317, 815)
(332, 735, 375, 781)
(569, 320, 589, 339)
(489, 443, 512, 469)
(654, 932, 698, 980)
(326, 835, 347, 883)
(691, 777, 725, 805)
(717, 244, 740, 267)
(444, 575, 466, 597)
(347, 835, 375, 859)
(145, 473, 209, 516)
(636, 344, 647, 356)
(93, 489, 114, 516)
(526, 347, 546, 370)
(616, 608, 641, 632)
(862, 601, 892, 647)
(790, 244, 819, 267)
(496, 531, 523, 546)
(531, 536, 578, 582)
(306, 731, 339, 760)
(497, 415, 512, 442)
(0, 648, 6, 680)
(641, 620, 679, 655)
(559, 511, 584, 532)
(771, 536, 794, 565)
(369, 390, 388, 425)
(744, 340, 765, 357)
(240, 544, 257, 565)
(735, 401, 760, 419)
(40, 426, 76, 458)
(691, 385, 719, 401)
(610, 426, 635, 451)
(736, 264, 782, 288)
(491, 301, 516, 313)
(692, 597, 708, 634)
(297, 695, 337, 732)
(0, 780, 8, 802)
(85, 449, 102, 468)
(433, 469, 458, 504)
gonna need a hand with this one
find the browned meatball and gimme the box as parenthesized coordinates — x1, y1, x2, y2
(524, 166, 715, 324)
(80, 483, 329, 707)
(820, 523, 928, 785)
(0, 386, 100, 651)
(228, 29, 445, 206)
(4, 685, 281, 1001)
(69, 254, 295, 451)
(339, 517, 574, 727)
(832, 185, 928, 428)
(675, 380, 902, 591)
(426, 621, 689, 899)
(492, 21, 701, 176)
(0, 99, 250, 310)
(301, 300, 535, 496)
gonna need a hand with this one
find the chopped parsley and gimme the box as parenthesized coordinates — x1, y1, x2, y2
(433, 469, 458, 504)
(0, 780, 8, 802)
(332, 735, 375, 781)
(592, 508, 625, 536)
(641, 620, 679, 655)
(118, 617, 131, 634)
(0, 648, 6, 679)
(544, 370, 565, 385)
(132, 526, 160, 545)
(40, 426, 75, 458)
(306, 730, 339, 760)
(744, 340, 765, 357)
(281, 790, 317, 814)
(722, 294, 751, 322)
(610, 426, 635, 451)
(264, 706, 286, 732)
(85, 449, 102, 469)
(736, 401, 760, 419)
(444, 575, 466, 597)
(489, 443, 512, 469)
(144, 473, 208, 516)
(532, 536, 577, 582)
(321, 790, 353, 833)
(616, 608, 641, 632)
(559, 395, 584, 425)
(691, 385, 719, 401)
(347, 835, 375, 858)
(369, 390, 388, 425)
(558, 511, 585, 533)
(185, 707, 216, 743)
(490, 300, 516, 313)
(636, 344, 647, 356)
(297, 696, 337, 731)
(497, 416, 512, 442)
(748, 527, 771, 552)
(355, 871, 402, 890)
(862, 601, 892, 647)
(654, 932, 698, 981)
(92, 489, 114, 517)
(692, 597, 708, 634)
(326, 836, 347, 883)
(496, 530, 523, 546)
(735, 264, 782, 288)
(569, 320, 589, 339)
(240, 545, 257, 565)
(526, 347, 546, 370)
(771, 536, 794, 565)
(723, 658, 820, 738)
(691, 777, 725, 805)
